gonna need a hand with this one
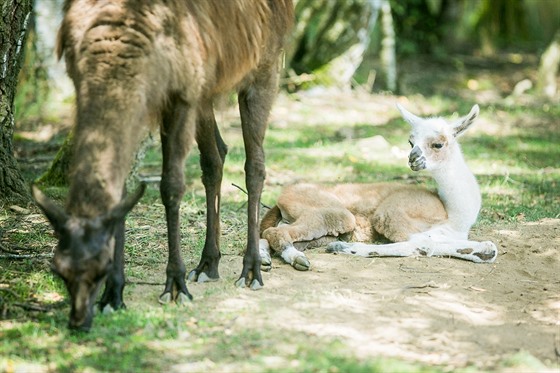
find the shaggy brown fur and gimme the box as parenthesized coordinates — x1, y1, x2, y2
(34, 0, 293, 331)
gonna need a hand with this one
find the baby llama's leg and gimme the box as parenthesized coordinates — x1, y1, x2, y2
(412, 237, 498, 262)
(262, 208, 355, 270)
(261, 224, 311, 270)
(326, 188, 498, 263)
(327, 240, 418, 257)
(327, 238, 497, 263)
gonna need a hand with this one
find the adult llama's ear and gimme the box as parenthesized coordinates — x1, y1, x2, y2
(452, 104, 480, 138)
(31, 184, 69, 233)
(103, 182, 147, 227)
(396, 103, 424, 127)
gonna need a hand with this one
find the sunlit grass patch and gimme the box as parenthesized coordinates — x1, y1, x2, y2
(2, 307, 189, 372)
(478, 172, 559, 224)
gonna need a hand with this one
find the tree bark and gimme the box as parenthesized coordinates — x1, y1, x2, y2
(14, 8, 50, 124)
(379, 0, 396, 92)
(319, 0, 381, 89)
(537, 30, 560, 98)
(475, 0, 528, 56)
(288, 0, 376, 75)
(36, 130, 73, 186)
(0, 0, 34, 205)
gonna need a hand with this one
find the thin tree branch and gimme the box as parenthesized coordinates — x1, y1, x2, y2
(231, 183, 271, 210)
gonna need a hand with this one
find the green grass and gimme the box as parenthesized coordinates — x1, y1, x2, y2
(2, 300, 450, 373)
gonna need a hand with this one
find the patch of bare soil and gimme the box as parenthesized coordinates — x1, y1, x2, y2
(173, 219, 559, 371)
(127, 219, 560, 371)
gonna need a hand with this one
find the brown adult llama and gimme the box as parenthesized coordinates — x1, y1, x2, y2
(32, 0, 294, 331)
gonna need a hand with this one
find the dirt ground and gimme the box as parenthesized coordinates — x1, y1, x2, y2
(259, 220, 556, 370)
(127, 218, 559, 371)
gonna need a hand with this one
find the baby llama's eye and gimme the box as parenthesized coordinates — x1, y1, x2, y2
(408, 140, 414, 148)
(432, 143, 444, 149)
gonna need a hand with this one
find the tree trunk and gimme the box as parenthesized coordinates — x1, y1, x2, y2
(0, 0, 34, 205)
(537, 30, 560, 98)
(475, 0, 528, 56)
(320, 0, 381, 89)
(288, 0, 376, 75)
(379, 0, 396, 92)
(14, 7, 50, 124)
(36, 130, 73, 186)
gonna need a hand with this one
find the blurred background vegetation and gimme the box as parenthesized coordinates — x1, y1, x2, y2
(16, 0, 560, 125)
(285, 0, 559, 91)
(9, 0, 557, 192)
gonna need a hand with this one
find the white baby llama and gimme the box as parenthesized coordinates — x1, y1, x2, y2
(259, 103, 498, 270)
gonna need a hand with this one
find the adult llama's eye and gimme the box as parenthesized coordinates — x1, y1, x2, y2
(432, 143, 444, 149)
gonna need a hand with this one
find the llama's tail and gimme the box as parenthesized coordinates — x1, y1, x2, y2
(260, 205, 282, 236)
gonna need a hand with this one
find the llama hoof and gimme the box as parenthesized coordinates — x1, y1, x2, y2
(187, 270, 198, 282)
(197, 272, 218, 283)
(292, 256, 311, 271)
(261, 255, 272, 266)
(281, 245, 309, 270)
(99, 301, 125, 314)
(102, 304, 115, 315)
(234, 277, 247, 288)
(326, 241, 350, 253)
(158, 292, 172, 304)
(187, 270, 218, 283)
(260, 253, 272, 271)
(260, 254, 272, 267)
(176, 292, 193, 306)
(475, 241, 498, 263)
(250, 279, 263, 290)
(259, 239, 272, 262)
(259, 239, 272, 271)
(234, 276, 263, 290)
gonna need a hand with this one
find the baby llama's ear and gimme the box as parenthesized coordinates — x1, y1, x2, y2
(396, 103, 424, 127)
(452, 104, 479, 138)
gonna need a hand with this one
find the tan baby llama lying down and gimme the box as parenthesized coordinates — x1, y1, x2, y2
(259, 103, 498, 271)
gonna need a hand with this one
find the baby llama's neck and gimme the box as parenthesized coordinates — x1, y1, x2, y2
(430, 146, 481, 234)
